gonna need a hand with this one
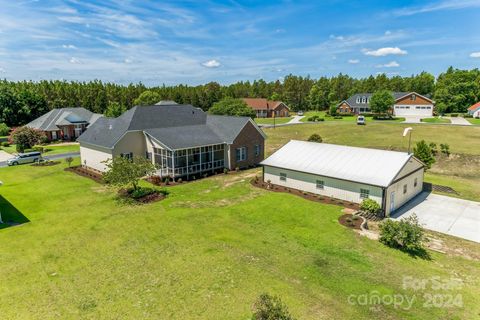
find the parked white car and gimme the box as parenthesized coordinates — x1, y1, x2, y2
(356, 115, 366, 125)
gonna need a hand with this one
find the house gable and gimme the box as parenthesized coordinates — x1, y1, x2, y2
(390, 156, 424, 184)
(395, 92, 433, 106)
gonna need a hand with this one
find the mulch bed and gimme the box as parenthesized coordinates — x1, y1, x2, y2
(338, 214, 363, 230)
(117, 189, 166, 204)
(251, 179, 360, 210)
(31, 161, 61, 167)
(356, 210, 384, 222)
(65, 165, 104, 183)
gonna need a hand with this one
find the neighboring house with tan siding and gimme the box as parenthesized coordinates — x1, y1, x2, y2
(261, 140, 425, 217)
(337, 92, 434, 116)
(77, 103, 266, 178)
(242, 98, 290, 118)
(26, 107, 103, 141)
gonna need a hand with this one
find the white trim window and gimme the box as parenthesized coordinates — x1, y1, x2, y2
(236, 147, 247, 161)
(254, 144, 260, 157)
(414, 178, 418, 188)
(403, 184, 408, 194)
(280, 172, 287, 181)
(316, 180, 324, 190)
(360, 188, 369, 199)
(51, 131, 57, 140)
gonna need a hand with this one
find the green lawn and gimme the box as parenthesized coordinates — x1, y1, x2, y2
(254, 117, 292, 125)
(300, 111, 404, 123)
(263, 122, 480, 201)
(421, 117, 451, 124)
(467, 118, 480, 125)
(0, 143, 79, 156)
(0, 162, 478, 319)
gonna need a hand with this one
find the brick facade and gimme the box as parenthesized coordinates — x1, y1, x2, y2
(229, 121, 265, 169)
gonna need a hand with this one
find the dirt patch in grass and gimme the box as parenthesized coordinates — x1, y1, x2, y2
(66, 166, 103, 183)
(251, 178, 359, 210)
(338, 214, 362, 230)
(118, 188, 167, 204)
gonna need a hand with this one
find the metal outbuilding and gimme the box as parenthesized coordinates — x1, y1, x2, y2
(261, 140, 425, 216)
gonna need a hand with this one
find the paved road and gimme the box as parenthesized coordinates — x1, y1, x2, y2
(446, 116, 472, 126)
(0, 152, 79, 168)
(391, 192, 480, 243)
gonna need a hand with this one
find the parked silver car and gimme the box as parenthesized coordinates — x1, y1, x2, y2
(7, 151, 42, 166)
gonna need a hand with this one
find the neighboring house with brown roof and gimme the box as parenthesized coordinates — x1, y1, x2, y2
(242, 98, 290, 118)
(77, 103, 266, 178)
(338, 92, 434, 117)
(26, 107, 103, 141)
(467, 102, 480, 118)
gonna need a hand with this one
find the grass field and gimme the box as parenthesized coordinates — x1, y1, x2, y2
(0, 161, 479, 319)
(254, 117, 292, 125)
(421, 117, 451, 124)
(467, 118, 480, 125)
(263, 122, 480, 201)
(0, 143, 80, 156)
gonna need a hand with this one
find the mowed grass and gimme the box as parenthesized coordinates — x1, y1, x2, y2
(467, 118, 480, 125)
(0, 161, 479, 319)
(254, 117, 292, 125)
(0, 143, 79, 156)
(263, 122, 480, 201)
(421, 117, 451, 124)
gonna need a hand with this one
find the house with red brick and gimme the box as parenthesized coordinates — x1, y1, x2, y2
(242, 98, 290, 118)
(77, 103, 266, 178)
(337, 92, 434, 117)
(26, 108, 103, 141)
(467, 102, 480, 118)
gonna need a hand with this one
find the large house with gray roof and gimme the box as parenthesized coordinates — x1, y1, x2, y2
(77, 103, 266, 178)
(26, 107, 103, 141)
(337, 92, 434, 117)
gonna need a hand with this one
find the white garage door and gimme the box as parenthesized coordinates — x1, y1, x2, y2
(394, 105, 433, 116)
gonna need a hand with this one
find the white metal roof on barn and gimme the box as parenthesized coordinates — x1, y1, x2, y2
(261, 140, 418, 187)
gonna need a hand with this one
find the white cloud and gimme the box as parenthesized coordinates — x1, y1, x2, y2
(0, 67, 5, 73)
(384, 30, 392, 35)
(363, 47, 407, 56)
(393, 0, 480, 16)
(470, 52, 480, 58)
(62, 44, 77, 49)
(201, 59, 221, 68)
(124, 58, 133, 64)
(69, 57, 82, 64)
(348, 59, 359, 64)
(376, 61, 400, 68)
(329, 34, 345, 41)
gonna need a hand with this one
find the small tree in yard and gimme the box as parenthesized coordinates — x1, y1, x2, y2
(10, 126, 45, 152)
(103, 156, 156, 191)
(440, 143, 450, 156)
(209, 97, 256, 118)
(414, 140, 435, 169)
(65, 157, 74, 168)
(329, 104, 337, 116)
(370, 90, 395, 117)
(0, 123, 10, 136)
(251, 293, 295, 320)
(379, 214, 428, 257)
(307, 133, 322, 143)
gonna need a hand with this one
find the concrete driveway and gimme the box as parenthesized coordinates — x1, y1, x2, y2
(391, 192, 480, 243)
(287, 115, 305, 124)
(446, 116, 472, 126)
(0, 150, 13, 162)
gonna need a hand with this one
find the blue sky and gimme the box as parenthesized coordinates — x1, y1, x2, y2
(0, 0, 479, 85)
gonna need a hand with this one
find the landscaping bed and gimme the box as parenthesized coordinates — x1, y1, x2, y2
(66, 165, 104, 183)
(251, 177, 359, 210)
(118, 187, 168, 204)
(31, 160, 61, 167)
(338, 213, 363, 229)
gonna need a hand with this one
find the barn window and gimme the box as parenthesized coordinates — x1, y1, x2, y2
(414, 178, 418, 188)
(403, 184, 408, 194)
(360, 189, 369, 199)
(316, 180, 324, 189)
(280, 173, 287, 181)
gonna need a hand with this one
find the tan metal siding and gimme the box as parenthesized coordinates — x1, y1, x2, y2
(263, 166, 383, 206)
(385, 168, 424, 216)
(80, 145, 112, 172)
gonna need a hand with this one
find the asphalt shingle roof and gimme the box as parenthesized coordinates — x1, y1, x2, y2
(26, 108, 102, 131)
(78, 104, 261, 150)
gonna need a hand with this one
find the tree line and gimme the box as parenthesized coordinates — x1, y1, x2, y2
(0, 66, 479, 127)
